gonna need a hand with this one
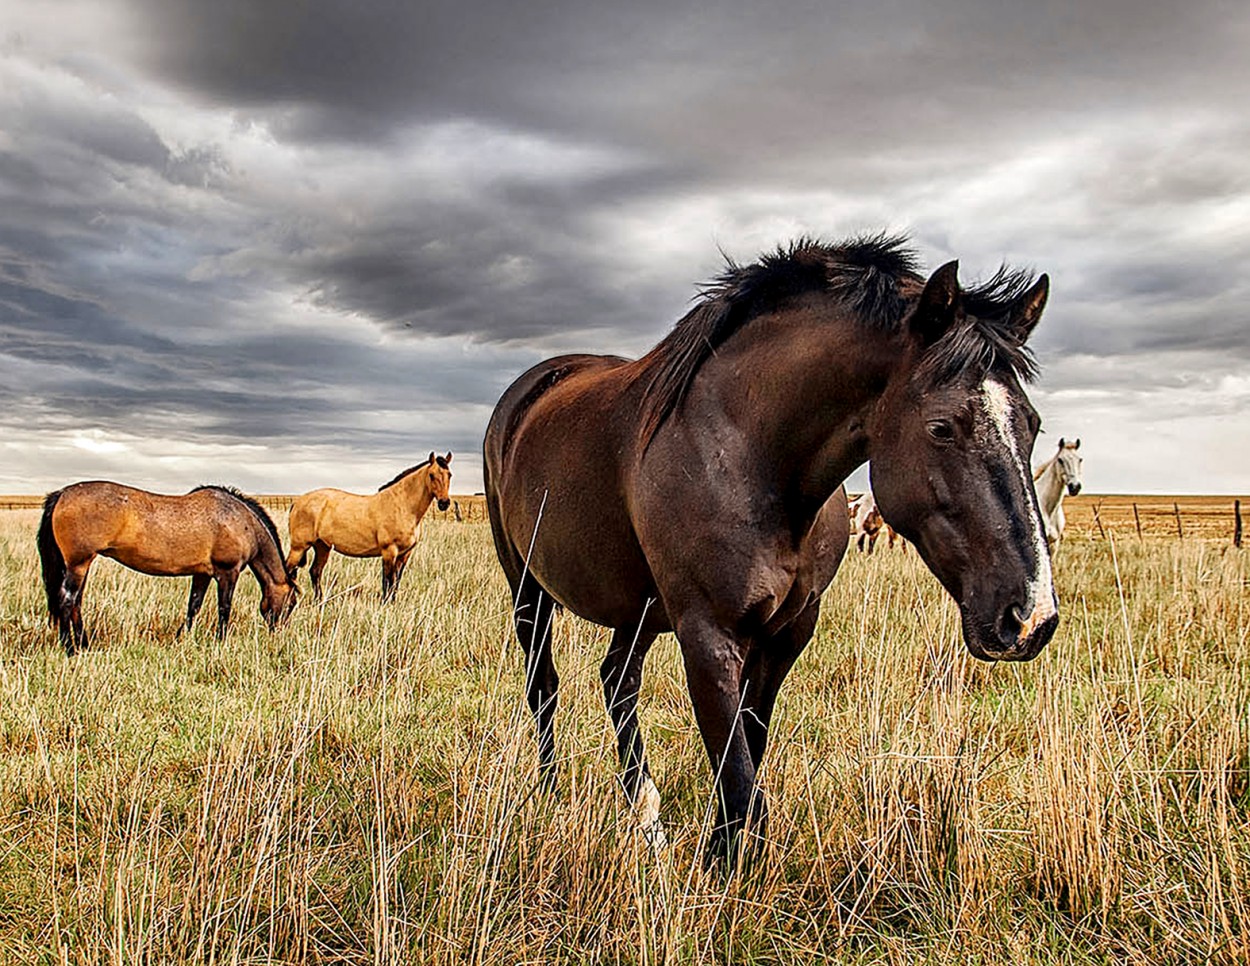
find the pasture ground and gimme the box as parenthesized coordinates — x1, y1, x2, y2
(0, 504, 1247, 964)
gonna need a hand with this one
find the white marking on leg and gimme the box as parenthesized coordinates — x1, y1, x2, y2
(982, 379, 1057, 638)
(636, 776, 667, 849)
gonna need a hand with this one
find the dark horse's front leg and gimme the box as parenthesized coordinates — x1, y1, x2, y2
(601, 625, 663, 836)
(677, 618, 765, 869)
(739, 602, 820, 772)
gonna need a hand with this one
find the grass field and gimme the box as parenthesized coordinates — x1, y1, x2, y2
(1, 504, 1247, 964)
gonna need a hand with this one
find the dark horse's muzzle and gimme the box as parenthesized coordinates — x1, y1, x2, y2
(963, 603, 1058, 662)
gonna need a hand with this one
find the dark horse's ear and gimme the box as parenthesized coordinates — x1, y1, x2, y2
(1009, 274, 1049, 344)
(911, 260, 961, 346)
(444, 451, 453, 464)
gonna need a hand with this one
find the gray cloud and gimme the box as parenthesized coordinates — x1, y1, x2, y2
(2, 0, 1249, 493)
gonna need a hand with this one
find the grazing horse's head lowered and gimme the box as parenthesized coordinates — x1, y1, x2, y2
(868, 261, 1057, 661)
(261, 576, 299, 630)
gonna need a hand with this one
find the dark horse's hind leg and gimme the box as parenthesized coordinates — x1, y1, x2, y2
(513, 574, 560, 788)
(677, 617, 765, 868)
(214, 568, 240, 639)
(601, 626, 662, 834)
(183, 574, 212, 634)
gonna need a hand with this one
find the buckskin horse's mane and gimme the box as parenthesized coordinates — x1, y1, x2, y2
(637, 233, 1039, 444)
(378, 455, 448, 492)
(191, 485, 283, 553)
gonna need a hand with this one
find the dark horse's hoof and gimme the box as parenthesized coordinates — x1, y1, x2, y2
(703, 821, 768, 874)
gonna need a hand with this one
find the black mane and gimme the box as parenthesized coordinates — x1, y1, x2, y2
(378, 456, 446, 492)
(924, 265, 1040, 384)
(637, 233, 1038, 443)
(192, 484, 283, 553)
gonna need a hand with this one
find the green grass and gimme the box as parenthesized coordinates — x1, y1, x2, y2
(1, 509, 1247, 964)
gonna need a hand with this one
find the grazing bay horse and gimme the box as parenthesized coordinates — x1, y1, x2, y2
(38, 481, 297, 654)
(1033, 437, 1083, 552)
(285, 453, 452, 601)
(485, 235, 1058, 866)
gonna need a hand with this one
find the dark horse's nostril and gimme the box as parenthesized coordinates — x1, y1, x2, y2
(1003, 604, 1027, 638)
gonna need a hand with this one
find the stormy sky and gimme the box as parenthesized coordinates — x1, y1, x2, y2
(2, 0, 1248, 495)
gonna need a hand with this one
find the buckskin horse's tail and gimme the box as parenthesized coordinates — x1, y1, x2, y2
(38, 489, 66, 628)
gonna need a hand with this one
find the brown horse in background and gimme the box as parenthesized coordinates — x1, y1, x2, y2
(285, 453, 453, 601)
(485, 235, 1058, 867)
(38, 481, 298, 654)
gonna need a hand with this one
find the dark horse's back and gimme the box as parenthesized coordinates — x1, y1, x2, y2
(484, 353, 668, 631)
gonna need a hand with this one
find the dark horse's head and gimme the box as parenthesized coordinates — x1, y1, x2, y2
(869, 261, 1057, 662)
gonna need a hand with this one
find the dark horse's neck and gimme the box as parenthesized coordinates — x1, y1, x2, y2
(698, 304, 905, 526)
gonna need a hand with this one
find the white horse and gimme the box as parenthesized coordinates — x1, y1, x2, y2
(1033, 438, 1083, 552)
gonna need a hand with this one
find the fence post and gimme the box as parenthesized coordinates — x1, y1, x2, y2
(1236, 499, 1243, 548)
(1092, 501, 1106, 540)
(1132, 503, 1143, 541)
(1173, 502, 1184, 540)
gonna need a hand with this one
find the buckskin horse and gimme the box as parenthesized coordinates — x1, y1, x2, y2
(1033, 437, 1084, 552)
(285, 453, 452, 601)
(38, 481, 298, 654)
(484, 235, 1058, 866)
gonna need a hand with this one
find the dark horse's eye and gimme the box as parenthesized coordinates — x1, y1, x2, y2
(927, 419, 956, 443)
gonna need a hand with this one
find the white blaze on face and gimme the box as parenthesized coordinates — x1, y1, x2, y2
(981, 379, 1057, 639)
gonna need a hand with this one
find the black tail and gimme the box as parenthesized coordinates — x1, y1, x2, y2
(38, 489, 66, 628)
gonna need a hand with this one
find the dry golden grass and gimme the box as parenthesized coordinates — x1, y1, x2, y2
(0, 507, 1247, 964)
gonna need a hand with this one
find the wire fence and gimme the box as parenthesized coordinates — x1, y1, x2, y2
(1, 493, 1244, 542)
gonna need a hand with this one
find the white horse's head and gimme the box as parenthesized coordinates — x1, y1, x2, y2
(1056, 438, 1083, 496)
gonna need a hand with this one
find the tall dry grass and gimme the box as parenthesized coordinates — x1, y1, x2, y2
(0, 509, 1247, 964)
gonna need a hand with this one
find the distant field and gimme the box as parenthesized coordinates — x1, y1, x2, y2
(4, 493, 1246, 539)
(0, 501, 1247, 963)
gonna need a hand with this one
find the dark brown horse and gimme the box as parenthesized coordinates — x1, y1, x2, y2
(38, 481, 298, 654)
(485, 235, 1058, 866)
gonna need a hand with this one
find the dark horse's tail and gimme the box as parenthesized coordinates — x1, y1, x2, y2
(38, 489, 66, 627)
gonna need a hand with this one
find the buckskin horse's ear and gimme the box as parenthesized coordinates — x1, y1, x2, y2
(428, 451, 435, 465)
(1009, 274, 1049, 344)
(444, 452, 453, 464)
(912, 260, 961, 346)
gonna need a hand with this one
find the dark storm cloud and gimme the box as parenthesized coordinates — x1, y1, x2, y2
(2, 0, 1249, 491)
(123, 0, 1245, 160)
